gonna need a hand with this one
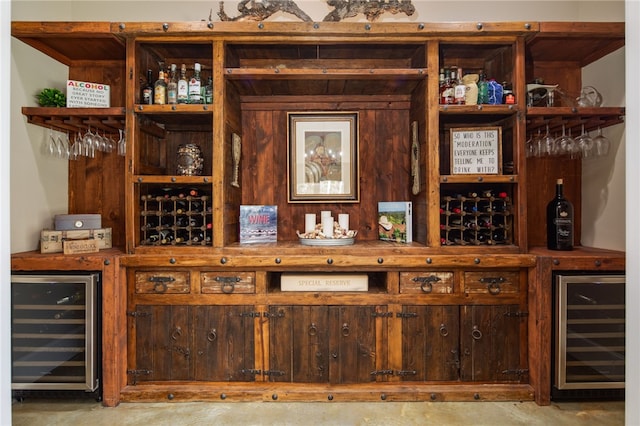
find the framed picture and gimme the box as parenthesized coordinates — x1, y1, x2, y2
(450, 126, 502, 175)
(288, 112, 359, 202)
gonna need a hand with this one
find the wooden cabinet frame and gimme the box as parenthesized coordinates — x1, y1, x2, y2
(11, 21, 625, 407)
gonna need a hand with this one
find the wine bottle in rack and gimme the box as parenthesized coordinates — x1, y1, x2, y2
(546, 178, 574, 250)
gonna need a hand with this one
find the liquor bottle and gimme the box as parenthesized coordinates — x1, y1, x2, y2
(167, 64, 178, 105)
(204, 76, 213, 104)
(453, 67, 466, 105)
(477, 70, 489, 104)
(153, 69, 167, 105)
(188, 63, 202, 104)
(439, 69, 454, 105)
(177, 64, 189, 104)
(546, 178, 574, 250)
(141, 69, 154, 104)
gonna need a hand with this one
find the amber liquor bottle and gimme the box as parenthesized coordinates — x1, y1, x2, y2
(546, 178, 574, 250)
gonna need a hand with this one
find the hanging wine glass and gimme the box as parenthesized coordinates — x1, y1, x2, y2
(574, 123, 594, 159)
(593, 127, 611, 157)
(554, 123, 576, 157)
(537, 124, 555, 157)
(117, 129, 126, 156)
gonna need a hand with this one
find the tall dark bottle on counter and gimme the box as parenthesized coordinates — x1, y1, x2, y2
(547, 178, 574, 250)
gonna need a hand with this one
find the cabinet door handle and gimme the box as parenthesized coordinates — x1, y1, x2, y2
(215, 276, 241, 294)
(207, 328, 217, 342)
(439, 323, 449, 337)
(341, 323, 350, 337)
(171, 326, 183, 341)
(308, 323, 318, 336)
(471, 325, 483, 340)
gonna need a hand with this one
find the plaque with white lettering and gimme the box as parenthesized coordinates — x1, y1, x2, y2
(281, 273, 368, 292)
(450, 127, 502, 175)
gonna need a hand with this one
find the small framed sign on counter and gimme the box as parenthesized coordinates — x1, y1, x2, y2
(450, 127, 502, 175)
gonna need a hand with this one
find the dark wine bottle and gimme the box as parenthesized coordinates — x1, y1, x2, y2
(546, 178, 574, 250)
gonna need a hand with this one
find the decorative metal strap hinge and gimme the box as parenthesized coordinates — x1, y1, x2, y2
(263, 370, 286, 377)
(396, 370, 417, 376)
(501, 368, 529, 376)
(263, 310, 285, 318)
(371, 312, 393, 318)
(370, 369, 394, 376)
(241, 369, 262, 376)
(127, 310, 151, 317)
(396, 312, 418, 318)
(127, 369, 151, 385)
(240, 311, 261, 318)
(504, 311, 529, 317)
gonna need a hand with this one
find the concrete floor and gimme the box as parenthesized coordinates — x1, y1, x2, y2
(11, 398, 625, 426)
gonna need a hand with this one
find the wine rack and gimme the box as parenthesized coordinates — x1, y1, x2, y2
(440, 191, 513, 246)
(139, 188, 212, 246)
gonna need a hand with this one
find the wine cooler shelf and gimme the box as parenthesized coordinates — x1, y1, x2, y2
(139, 188, 212, 246)
(440, 191, 513, 246)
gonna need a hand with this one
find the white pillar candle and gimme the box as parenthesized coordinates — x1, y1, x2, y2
(320, 210, 332, 219)
(322, 215, 334, 237)
(305, 213, 317, 233)
(338, 213, 349, 232)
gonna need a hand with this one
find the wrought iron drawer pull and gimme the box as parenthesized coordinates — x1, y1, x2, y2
(171, 326, 183, 341)
(479, 276, 505, 295)
(341, 323, 350, 337)
(412, 275, 441, 294)
(148, 275, 175, 293)
(215, 276, 241, 294)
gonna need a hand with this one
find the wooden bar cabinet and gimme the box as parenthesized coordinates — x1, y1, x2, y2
(11, 20, 625, 407)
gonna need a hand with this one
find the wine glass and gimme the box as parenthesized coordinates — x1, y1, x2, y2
(117, 129, 126, 156)
(526, 130, 539, 158)
(554, 124, 576, 157)
(593, 127, 611, 157)
(574, 123, 594, 159)
(537, 124, 555, 157)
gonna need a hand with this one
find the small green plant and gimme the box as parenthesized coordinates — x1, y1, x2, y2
(36, 88, 66, 107)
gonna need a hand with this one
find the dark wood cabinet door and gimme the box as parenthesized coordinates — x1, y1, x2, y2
(133, 305, 193, 382)
(193, 305, 256, 382)
(400, 305, 460, 381)
(268, 305, 380, 384)
(131, 305, 255, 383)
(460, 305, 527, 383)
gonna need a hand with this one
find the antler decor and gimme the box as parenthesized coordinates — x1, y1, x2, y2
(218, 0, 312, 22)
(217, 0, 415, 22)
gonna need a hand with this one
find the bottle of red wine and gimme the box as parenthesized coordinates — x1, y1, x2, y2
(546, 178, 574, 250)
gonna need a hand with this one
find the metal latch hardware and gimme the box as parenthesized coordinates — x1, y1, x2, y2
(371, 312, 393, 318)
(239, 311, 261, 318)
(396, 370, 417, 376)
(241, 369, 262, 375)
(127, 310, 151, 317)
(504, 311, 529, 317)
(370, 369, 394, 376)
(501, 368, 529, 376)
(396, 312, 418, 318)
(264, 370, 286, 376)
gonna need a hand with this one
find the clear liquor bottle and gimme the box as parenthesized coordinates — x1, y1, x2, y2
(167, 64, 178, 105)
(177, 64, 189, 104)
(188, 63, 202, 104)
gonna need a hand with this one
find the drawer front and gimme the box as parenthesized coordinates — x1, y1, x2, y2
(201, 272, 255, 294)
(399, 272, 454, 294)
(135, 271, 190, 294)
(463, 271, 519, 295)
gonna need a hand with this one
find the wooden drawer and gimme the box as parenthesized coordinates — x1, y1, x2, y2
(201, 272, 255, 294)
(135, 271, 190, 294)
(399, 272, 454, 294)
(463, 271, 519, 295)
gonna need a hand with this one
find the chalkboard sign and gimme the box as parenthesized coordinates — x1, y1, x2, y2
(450, 127, 502, 175)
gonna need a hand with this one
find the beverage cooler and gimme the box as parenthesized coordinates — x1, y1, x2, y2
(552, 272, 625, 400)
(11, 273, 101, 398)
